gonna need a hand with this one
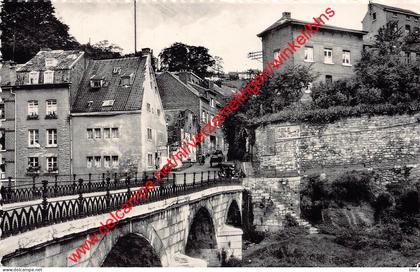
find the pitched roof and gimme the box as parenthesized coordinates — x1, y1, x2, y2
(17, 50, 84, 72)
(372, 3, 419, 16)
(257, 17, 367, 37)
(71, 56, 147, 113)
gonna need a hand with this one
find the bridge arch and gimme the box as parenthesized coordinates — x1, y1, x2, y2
(185, 204, 218, 265)
(225, 199, 242, 228)
(87, 221, 169, 267)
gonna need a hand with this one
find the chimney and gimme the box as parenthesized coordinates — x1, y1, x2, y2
(282, 12, 291, 19)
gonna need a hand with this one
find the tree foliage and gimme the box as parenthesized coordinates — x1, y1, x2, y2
(80, 40, 123, 60)
(158, 42, 216, 78)
(0, 0, 80, 63)
(311, 21, 420, 107)
(0, 1, 125, 63)
(222, 64, 315, 160)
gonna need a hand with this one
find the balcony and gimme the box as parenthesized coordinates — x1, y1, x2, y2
(26, 166, 41, 175)
(45, 112, 58, 119)
(27, 113, 39, 120)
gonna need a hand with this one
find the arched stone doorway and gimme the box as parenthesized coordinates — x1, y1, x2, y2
(226, 200, 242, 228)
(102, 233, 162, 267)
(185, 207, 218, 266)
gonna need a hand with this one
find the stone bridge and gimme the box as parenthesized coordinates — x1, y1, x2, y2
(0, 176, 243, 267)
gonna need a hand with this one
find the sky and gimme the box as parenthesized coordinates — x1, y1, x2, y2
(53, 0, 420, 72)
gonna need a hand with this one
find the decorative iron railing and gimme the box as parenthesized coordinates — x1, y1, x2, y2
(0, 172, 242, 238)
(0, 171, 219, 205)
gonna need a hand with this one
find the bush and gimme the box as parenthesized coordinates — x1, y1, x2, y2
(331, 171, 374, 205)
(285, 213, 299, 228)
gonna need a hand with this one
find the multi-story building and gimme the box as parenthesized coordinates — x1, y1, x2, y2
(71, 49, 168, 174)
(257, 12, 367, 84)
(157, 71, 226, 161)
(362, 2, 420, 43)
(14, 50, 86, 179)
(0, 61, 19, 180)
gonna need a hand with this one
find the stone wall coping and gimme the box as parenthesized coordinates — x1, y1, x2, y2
(0, 185, 244, 258)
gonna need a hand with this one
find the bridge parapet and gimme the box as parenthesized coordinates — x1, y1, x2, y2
(0, 173, 240, 239)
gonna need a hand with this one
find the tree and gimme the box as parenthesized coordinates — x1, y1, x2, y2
(245, 64, 315, 116)
(159, 42, 215, 78)
(212, 56, 224, 77)
(222, 64, 314, 160)
(80, 40, 123, 60)
(1, 0, 80, 63)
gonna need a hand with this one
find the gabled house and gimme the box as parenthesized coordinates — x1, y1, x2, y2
(157, 71, 226, 160)
(362, 2, 420, 43)
(14, 50, 86, 179)
(71, 49, 168, 174)
(258, 12, 367, 84)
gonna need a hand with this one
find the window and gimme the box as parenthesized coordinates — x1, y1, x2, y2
(29, 71, 39, 84)
(112, 156, 119, 167)
(102, 100, 114, 107)
(405, 52, 411, 64)
(157, 109, 161, 116)
(147, 128, 152, 140)
(44, 70, 54, 84)
(28, 157, 39, 168)
(0, 129, 4, 151)
(304, 47, 314, 62)
(325, 75, 333, 84)
(406, 15, 410, 21)
(94, 156, 101, 168)
(405, 25, 411, 35)
(324, 48, 333, 64)
(202, 110, 206, 122)
(45, 58, 57, 68)
(342, 50, 351, 65)
(87, 129, 94, 139)
(46, 129, 57, 146)
(46, 99, 57, 116)
(28, 100, 38, 116)
(111, 128, 119, 138)
(415, 17, 419, 22)
(46, 157, 58, 172)
(0, 101, 4, 119)
(28, 129, 39, 147)
(210, 98, 215, 108)
(147, 154, 153, 166)
(273, 50, 281, 60)
(113, 67, 121, 74)
(94, 128, 101, 139)
(104, 128, 111, 139)
(372, 12, 376, 21)
(104, 156, 111, 168)
(87, 156, 93, 168)
(147, 103, 151, 112)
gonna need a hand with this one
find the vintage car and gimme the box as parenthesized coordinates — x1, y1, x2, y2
(210, 150, 225, 167)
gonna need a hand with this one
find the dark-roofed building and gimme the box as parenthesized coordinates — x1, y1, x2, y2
(258, 11, 367, 85)
(14, 50, 87, 179)
(157, 71, 227, 161)
(0, 61, 20, 181)
(71, 50, 168, 174)
(362, 2, 420, 43)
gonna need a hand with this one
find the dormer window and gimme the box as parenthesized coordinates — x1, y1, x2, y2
(44, 70, 54, 84)
(29, 71, 39, 84)
(113, 67, 121, 74)
(121, 73, 134, 86)
(102, 100, 115, 107)
(45, 58, 58, 68)
(90, 75, 104, 89)
(87, 101, 93, 107)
